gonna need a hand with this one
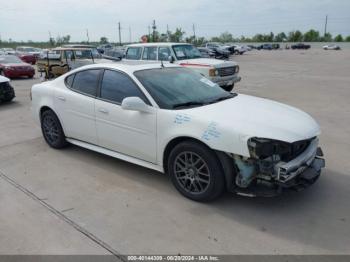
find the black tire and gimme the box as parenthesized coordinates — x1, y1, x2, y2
(222, 84, 234, 92)
(3, 97, 14, 102)
(168, 141, 225, 202)
(41, 110, 68, 149)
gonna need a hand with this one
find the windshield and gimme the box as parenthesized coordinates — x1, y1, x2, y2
(134, 67, 235, 110)
(172, 45, 202, 60)
(0, 56, 23, 64)
(74, 50, 94, 59)
(23, 48, 36, 52)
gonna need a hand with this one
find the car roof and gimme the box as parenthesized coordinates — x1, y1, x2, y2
(52, 47, 93, 51)
(69, 62, 181, 74)
(63, 44, 96, 48)
(127, 42, 191, 47)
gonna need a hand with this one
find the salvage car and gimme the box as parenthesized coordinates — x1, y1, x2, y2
(16, 46, 41, 57)
(291, 43, 311, 50)
(323, 44, 341, 50)
(0, 55, 35, 78)
(31, 63, 325, 201)
(37, 47, 110, 79)
(0, 75, 15, 102)
(1, 48, 16, 55)
(197, 47, 215, 58)
(125, 43, 240, 91)
(17, 52, 37, 65)
(204, 43, 231, 59)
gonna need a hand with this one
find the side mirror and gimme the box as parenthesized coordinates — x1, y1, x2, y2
(168, 55, 175, 63)
(121, 97, 153, 113)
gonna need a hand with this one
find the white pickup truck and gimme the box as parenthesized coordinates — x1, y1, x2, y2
(124, 43, 241, 91)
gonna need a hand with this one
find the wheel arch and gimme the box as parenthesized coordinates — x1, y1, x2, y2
(39, 106, 66, 134)
(162, 136, 236, 191)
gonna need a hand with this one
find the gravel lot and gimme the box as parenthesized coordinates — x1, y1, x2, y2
(0, 49, 349, 255)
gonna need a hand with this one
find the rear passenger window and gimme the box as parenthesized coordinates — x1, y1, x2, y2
(71, 69, 101, 96)
(100, 70, 148, 104)
(126, 47, 142, 60)
(65, 74, 75, 87)
(142, 47, 158, 60)
(158, 47, 171, 61)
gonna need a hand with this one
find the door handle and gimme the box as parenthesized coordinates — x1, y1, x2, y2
(98, 108, 109, 114)
(57, 96, 66, 102)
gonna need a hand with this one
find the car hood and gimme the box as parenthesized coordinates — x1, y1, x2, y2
(4, 63, 32, 68)
(188, 94, 320, 143)
(177, 58, 237, 68)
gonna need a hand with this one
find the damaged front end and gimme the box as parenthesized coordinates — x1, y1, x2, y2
(231, 137, 325, 197)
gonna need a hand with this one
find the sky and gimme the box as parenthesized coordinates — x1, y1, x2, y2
(0, 0, 349, 42)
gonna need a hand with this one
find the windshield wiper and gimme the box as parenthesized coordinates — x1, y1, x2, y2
(208, 93, 237, 104)
(172, 101, 206, 109)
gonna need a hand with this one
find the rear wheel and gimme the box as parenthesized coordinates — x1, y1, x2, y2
(168, 141, 225, 202)
(41, 110, 68, 149)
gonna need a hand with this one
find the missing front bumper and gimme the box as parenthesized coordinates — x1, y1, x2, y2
(233, 140, 325, 197)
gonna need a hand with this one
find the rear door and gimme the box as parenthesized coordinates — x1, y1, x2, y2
(54, 69, 102, 144)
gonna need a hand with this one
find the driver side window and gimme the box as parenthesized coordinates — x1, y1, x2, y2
(158, 47, 171, 61)
(100, 70, 149, 105)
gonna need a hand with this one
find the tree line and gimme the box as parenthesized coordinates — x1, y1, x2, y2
(1, 28, 349, 48)
(146, 28, 350, 45)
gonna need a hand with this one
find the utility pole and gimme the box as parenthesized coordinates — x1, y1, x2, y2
(129, 26, 132, 43)
(118, 22, 122, 46)
(152, 20, 157, 42)
(193, 23, 196, 42)
(167, 24, 170, 42)
(324, 15, 328, 37)
(148, 26, 151, 41)
(86, 29, 90, 43)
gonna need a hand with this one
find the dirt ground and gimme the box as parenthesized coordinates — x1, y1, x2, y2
(0, 49, 349, 255)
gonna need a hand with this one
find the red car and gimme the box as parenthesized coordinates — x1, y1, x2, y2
(17, 53, 37, 65)
(0, 55, 35, 79)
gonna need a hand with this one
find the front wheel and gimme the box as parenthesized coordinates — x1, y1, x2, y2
(41, 110, 68, 149)
(168, 141, 225, 202)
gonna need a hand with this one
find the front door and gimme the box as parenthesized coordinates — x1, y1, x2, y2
(95, 69, 157, 163)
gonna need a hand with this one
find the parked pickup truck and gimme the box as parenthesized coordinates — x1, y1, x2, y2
(124, 43, 241, 91)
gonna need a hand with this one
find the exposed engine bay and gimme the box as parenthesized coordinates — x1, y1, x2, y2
(232, 137, 325, 197)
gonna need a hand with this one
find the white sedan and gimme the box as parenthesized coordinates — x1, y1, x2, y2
(323, 45, 341, 50)
(31, 63, 325, 201)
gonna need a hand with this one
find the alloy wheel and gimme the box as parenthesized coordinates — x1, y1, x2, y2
(174, 151, 211, 194)
(42, 115, 60, 144)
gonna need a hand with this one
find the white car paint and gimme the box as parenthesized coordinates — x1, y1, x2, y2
(124, 43, 241, 88)
(323, 45, 341, 50)
(0, 75, 10, 83)
(32, 63, 321, 174)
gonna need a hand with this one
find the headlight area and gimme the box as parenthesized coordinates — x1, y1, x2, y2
(231, 137, 325, 197)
